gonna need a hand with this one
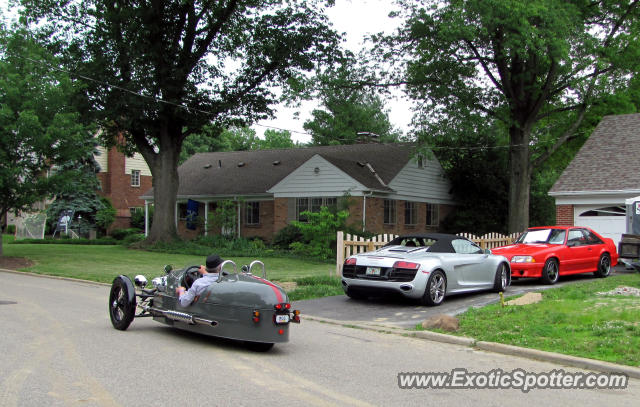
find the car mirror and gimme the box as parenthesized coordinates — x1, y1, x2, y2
(164, 264, 173, 274)
(484, 249, 492, 255)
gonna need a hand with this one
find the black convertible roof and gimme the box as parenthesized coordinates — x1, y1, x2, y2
(385, 233, 470, 253)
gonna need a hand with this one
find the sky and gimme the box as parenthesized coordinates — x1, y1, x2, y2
(0, 0, 412, 144)
(253, 0, 413, 143)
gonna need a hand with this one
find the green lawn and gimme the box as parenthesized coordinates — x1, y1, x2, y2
(1, 236, 337, 284)
(418, 273, 640, 367)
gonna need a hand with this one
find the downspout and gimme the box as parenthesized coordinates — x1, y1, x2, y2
(204, 201, 208, 237)
(144, 200, 149, 237)
(362, 192, 373, 232)
(236, 197, 241, 238)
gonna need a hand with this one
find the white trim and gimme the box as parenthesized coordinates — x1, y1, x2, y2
(549, 189, 640, 197)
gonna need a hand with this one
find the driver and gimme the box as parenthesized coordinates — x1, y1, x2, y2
(175, 254, 223, 307)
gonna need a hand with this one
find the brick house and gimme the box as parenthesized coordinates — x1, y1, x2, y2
(141, 143, 456, 241)
(549, 113, 640, 244)
(95, 145, 152, 230)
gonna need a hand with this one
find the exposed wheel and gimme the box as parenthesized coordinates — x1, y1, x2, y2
(245, 341, 274, 352)
(493, 263, 510, 292)
(109, 275, 136, 330)
(345, 287, 368, 300)
(540, 258, 559, 285)
(422, 270, 446, 306)
(594, 253, 611, 278)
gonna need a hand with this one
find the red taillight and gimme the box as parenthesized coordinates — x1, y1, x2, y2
(393, 261, 420, 270)
(345, 257, 357, 265)
(252, 310, 260, 323)
(278, 329, 284, 335)
(275, 303, 282, 310)
(284, 303, 291, 310)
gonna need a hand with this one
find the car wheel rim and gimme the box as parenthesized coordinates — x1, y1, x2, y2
(500, 266, 508, 289)
(430, 275, 445, 303)
(600, 256, 610, 275)
(111, 287, 124, 322)
(547, 262, 558, 282)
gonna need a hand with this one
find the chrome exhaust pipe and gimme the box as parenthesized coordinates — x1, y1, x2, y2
(150, 308, 218, 326)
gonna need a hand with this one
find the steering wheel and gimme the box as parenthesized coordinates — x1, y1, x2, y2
(182, 266, 201, 290)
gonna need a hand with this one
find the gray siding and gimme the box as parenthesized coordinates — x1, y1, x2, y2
(387, 158, 454, 204)
(268, 155, 366, 197)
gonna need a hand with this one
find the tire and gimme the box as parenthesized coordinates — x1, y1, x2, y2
(421, 270, 446, 306)
(493, 263, 510, 292)
(109, 275, 136, 331)
(345, 287, 368, 301)
(245, 341, 275, 352)
(594, 253, 611, 278)
(540, 258, 559, 285)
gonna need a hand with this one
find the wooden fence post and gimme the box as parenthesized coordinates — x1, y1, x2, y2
(336, 231, 344, 277)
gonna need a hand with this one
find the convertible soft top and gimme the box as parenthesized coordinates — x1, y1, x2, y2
(384, 233, 469, 253)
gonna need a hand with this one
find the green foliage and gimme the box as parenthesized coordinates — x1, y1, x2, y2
(0, 27, 95, 254)
(303, 63, 403, 145)
(272, 224, 305, 249)
(110, 228, 143, 241)
(6, 224, 16, 234)
(261, 129, 297, 149)
(291, 207, 349, 260)
(376, 0, 640, 231)
(130, 206, 153, 230)
(20, 0, 342, 243)
(212, 200, 238, 238)
(95, 197, 116, 232)
(287, 275, 343, 301)
(11, 237, 117, 245)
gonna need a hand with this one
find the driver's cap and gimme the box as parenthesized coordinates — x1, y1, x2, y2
(206, 254, 223, 271)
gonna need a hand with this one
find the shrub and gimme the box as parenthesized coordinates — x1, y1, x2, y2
(95, 197, 116, 232)
(272, 224, 304, 249)
(131, 206, 153, 229)
(290, 207, 349, 260)
(6, 224, 16, 234)
(121, 233, 145, 246)
(111, 228, 143, 240)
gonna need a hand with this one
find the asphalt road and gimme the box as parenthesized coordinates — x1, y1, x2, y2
(297, 272, 616, 328)
(1, 270, 639, 406)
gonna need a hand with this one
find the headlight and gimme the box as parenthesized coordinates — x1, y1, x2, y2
(511, 256, 536, 263)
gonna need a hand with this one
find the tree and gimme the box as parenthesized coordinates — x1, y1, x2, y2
(21, 0, 341, 243)
(0, 26, 96, 254)
(375, 0, 640, 233)
(261, 129, 296, 149)
(304, 65, 402, 145)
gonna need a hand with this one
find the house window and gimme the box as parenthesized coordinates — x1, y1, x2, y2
(404, 202, 417, 225)
(296, 197, 337, 221)
(426, 203, 439, 227)
(246, 202, 260, 225)
(131, 170, 140, 187)
(384, 200, 396, 224)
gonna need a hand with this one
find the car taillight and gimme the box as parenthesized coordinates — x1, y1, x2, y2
(393, 261, 420, 270)
(345, 257, 357, 265)
(252, 310, 260, 323)
(275, 303, 282, 310)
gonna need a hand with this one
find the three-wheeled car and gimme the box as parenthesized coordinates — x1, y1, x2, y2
(108, 260, 300, 351)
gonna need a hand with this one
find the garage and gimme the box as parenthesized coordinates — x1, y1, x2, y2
(574, 205, 626, 244)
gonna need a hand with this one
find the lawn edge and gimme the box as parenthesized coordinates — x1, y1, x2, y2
(304, 315, 640, 379)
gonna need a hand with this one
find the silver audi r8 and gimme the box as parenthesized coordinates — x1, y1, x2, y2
(341, 233, 511, 306)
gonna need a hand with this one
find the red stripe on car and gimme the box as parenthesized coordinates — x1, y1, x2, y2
(251, 275, 284, 303)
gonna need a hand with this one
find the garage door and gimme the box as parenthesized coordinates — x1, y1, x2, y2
(574, 205, 626, 245)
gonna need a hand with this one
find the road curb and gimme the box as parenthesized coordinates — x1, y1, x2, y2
(0, 268, 111, 287)
(476, 341, 640, 379)
(304, 314, 640, 379)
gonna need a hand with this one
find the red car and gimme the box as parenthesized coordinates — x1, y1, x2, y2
(491, 226, 618, 285)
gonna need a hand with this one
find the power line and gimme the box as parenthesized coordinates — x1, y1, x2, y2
(14, 53, 543, 152)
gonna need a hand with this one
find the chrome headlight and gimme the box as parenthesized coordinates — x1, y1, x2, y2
(152, 276, 167, 292)
(511, 256, 536, 263)
(134, 275, 148, 288)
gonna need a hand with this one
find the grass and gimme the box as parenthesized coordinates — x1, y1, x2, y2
(417, 273, 640, 367)
(287, 275, 344, 301)
(1, 234, 336, 285)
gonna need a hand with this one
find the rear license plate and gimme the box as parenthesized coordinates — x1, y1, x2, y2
(365, 267, 381, 276)
(275, 314, 290, 324)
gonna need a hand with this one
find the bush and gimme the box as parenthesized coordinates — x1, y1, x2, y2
(131, 207, 153, 229)
(111, 228, 143, 240)
(6, 224, 16, 234)
(95, 197, 116, 232)
(272, 224, 304, 249)
(290, 207, 349, 260)
(121, 233, 145, 246)
(11, 237, 117, 245)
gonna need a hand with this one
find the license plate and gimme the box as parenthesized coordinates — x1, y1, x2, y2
(275, 314, 290, 324)
(365, 267, 381, 276)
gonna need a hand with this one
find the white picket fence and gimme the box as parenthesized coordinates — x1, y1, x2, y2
(336, 231, 519, 276)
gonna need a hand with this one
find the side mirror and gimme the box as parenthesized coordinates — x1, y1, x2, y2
(241, 265, 249, 273)
(484, 249, 492, 255)
(164, 264, 173, 274)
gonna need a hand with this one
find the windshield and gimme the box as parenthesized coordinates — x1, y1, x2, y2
(516, 229, 566, 245)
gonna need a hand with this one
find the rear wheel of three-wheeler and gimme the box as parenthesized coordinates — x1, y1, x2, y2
(109, 275, 136, 331)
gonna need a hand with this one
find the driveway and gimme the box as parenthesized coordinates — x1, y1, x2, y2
(296, 271, 626, 328)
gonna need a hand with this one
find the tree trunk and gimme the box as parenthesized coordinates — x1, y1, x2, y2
(507, 125, 531, 234)
(146, 144, 180, 243)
